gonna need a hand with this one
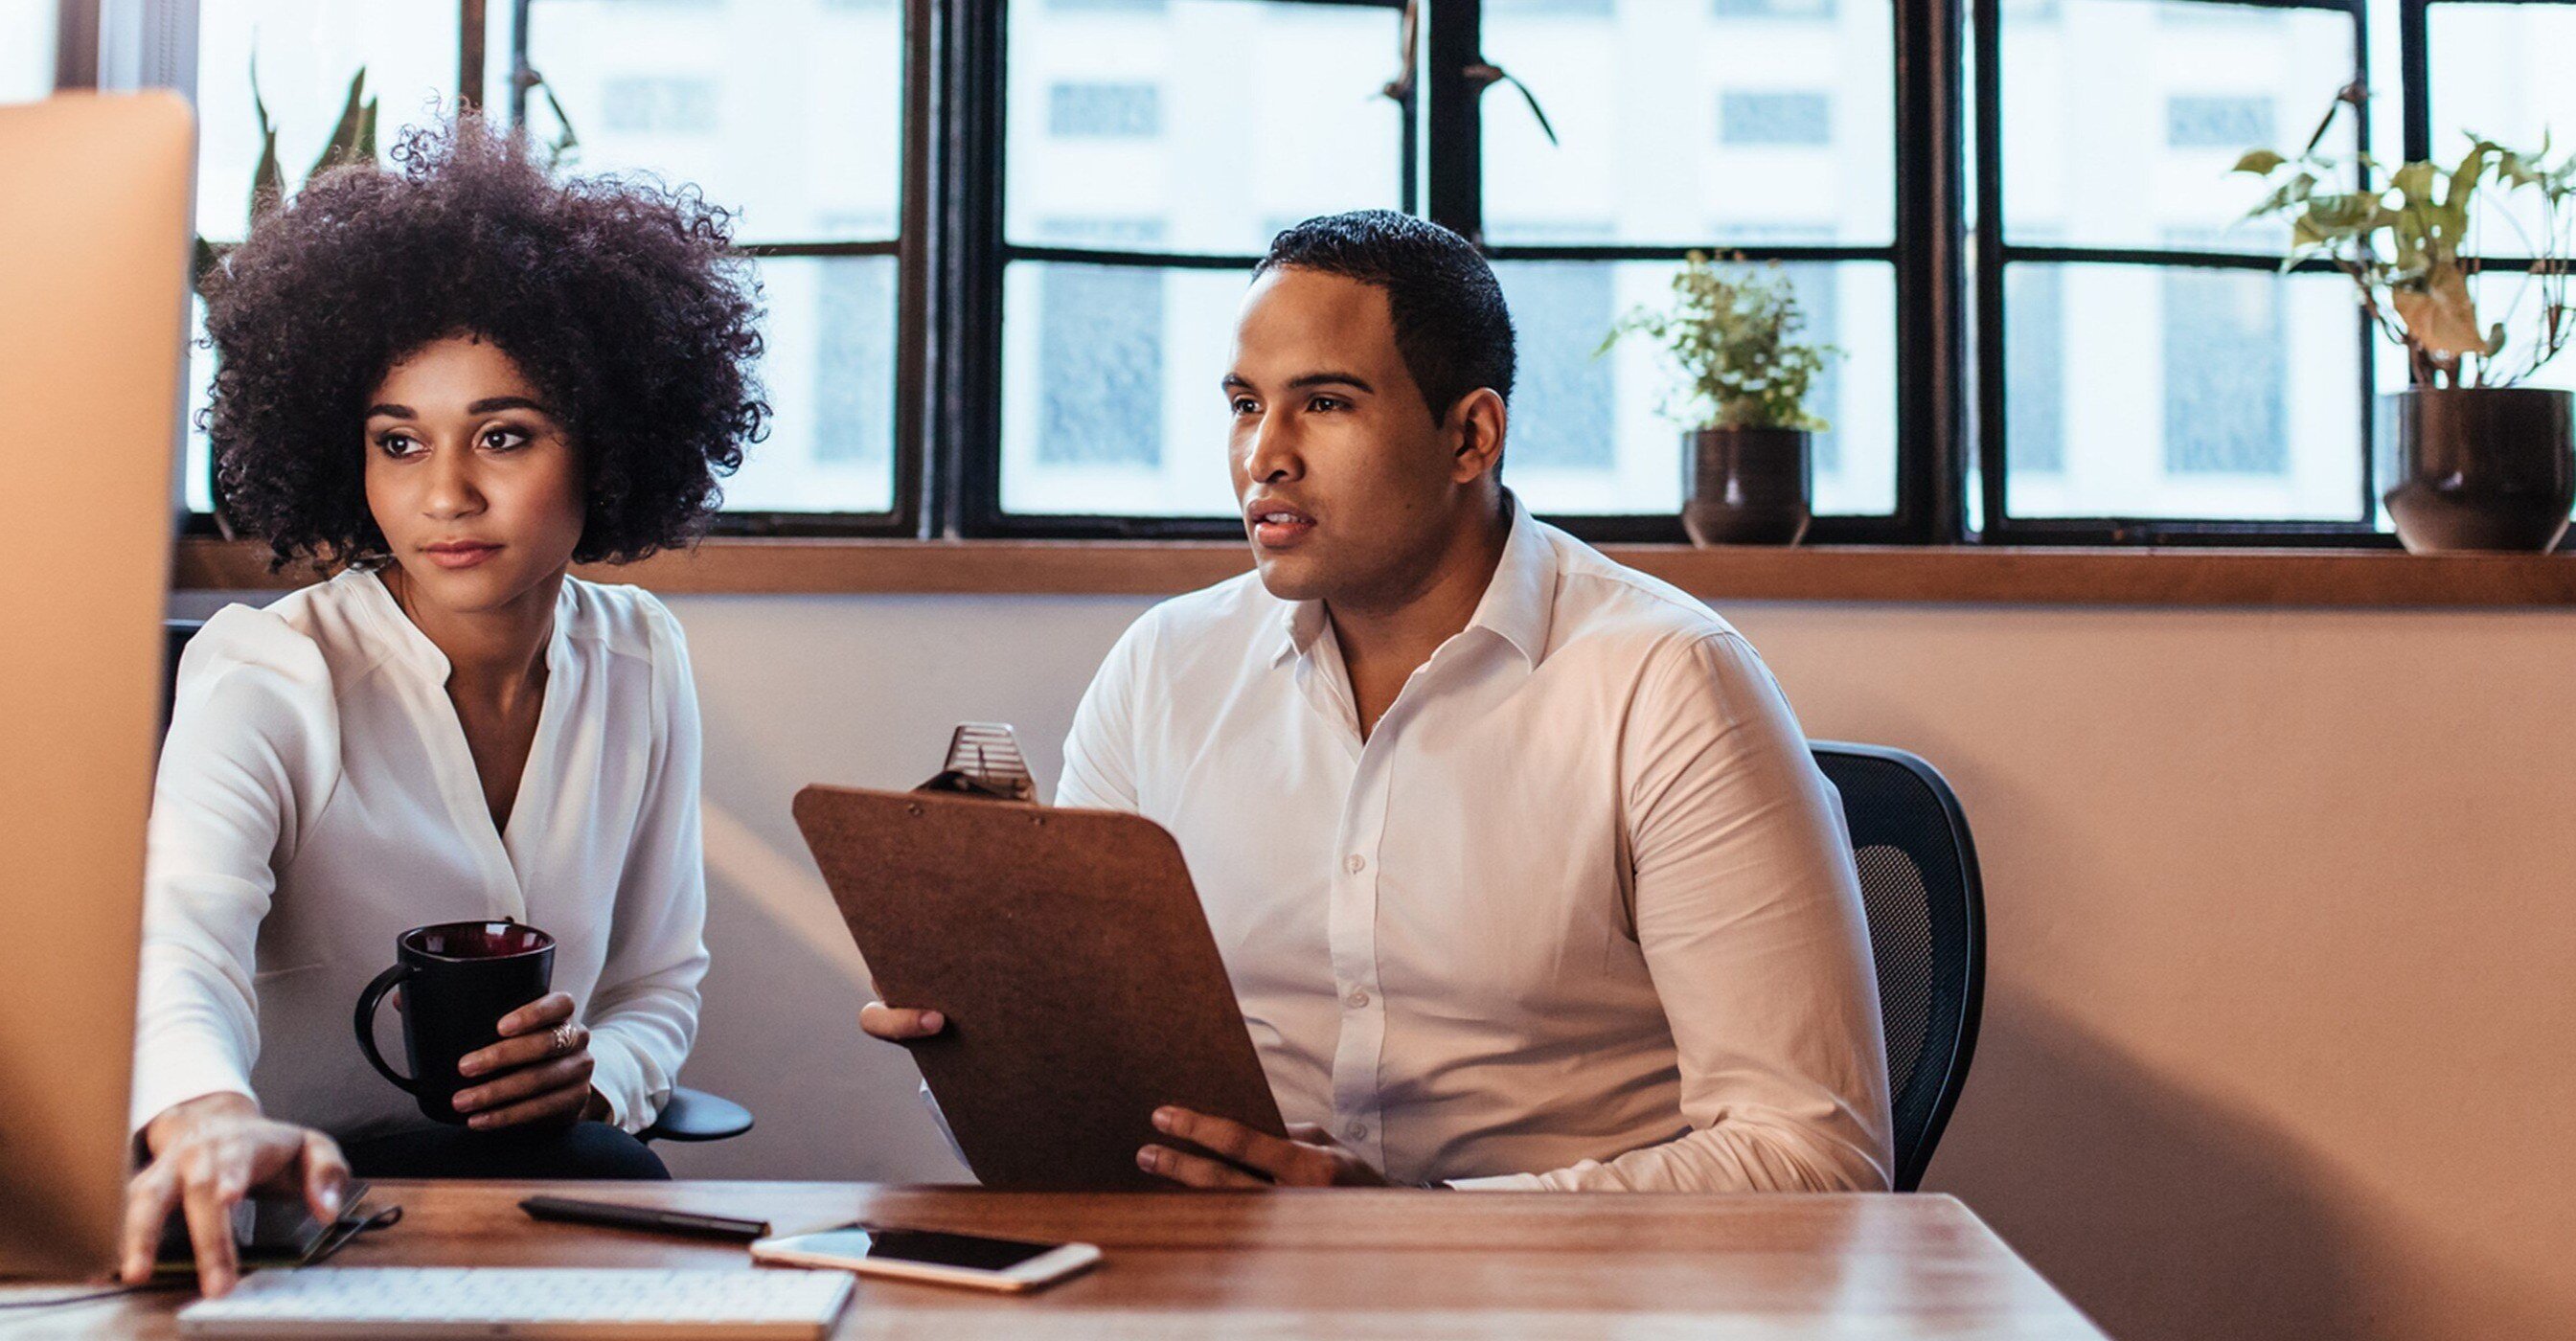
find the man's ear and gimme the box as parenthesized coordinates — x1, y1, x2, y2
(1448, 387, 1508, 485)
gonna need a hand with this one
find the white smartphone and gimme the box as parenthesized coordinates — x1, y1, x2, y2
(751, 1222, 1101, 1293)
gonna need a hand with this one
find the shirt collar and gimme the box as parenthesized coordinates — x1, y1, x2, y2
(1268, 493, 1557, 670)
(344, 564, 576, 682)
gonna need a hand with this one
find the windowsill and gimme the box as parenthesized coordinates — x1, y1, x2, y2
(171, 535, 2576, 606)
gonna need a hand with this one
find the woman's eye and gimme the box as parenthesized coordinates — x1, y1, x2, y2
(481, 426, 531, 451)
(377, 433, 422, 458)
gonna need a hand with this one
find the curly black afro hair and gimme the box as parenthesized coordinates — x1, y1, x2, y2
(202, 116, 768, 568)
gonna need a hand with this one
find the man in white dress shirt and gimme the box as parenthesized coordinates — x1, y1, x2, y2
(867, 211, 1891, 1192)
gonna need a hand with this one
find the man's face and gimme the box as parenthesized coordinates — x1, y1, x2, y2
(1224, 266, 1468, 605)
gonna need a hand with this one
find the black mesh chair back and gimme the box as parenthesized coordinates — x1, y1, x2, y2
(162, 618, 203, 736)
(1811, 741, 1985, 1193)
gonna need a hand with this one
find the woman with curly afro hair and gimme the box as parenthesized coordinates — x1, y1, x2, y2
(125, 117, 768, 1292)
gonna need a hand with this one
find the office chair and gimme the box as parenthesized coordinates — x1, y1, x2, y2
(1811, 741, 1985, 1193)
(162, 618, 752, 1144)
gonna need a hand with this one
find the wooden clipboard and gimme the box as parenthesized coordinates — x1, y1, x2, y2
(792, 783, 1288, 1191)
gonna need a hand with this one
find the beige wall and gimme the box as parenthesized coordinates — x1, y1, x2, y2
(176, 587, 2576, 1339)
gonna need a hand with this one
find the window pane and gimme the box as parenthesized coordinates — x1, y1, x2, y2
(999, 258, 1895, 519)
(2425, 4, 2576, 261)
(2001, 262, 2362, 520)
(1005, 0, 1403, 253)
(194, 1, 457, 244)
(999, 261, 1239, 516)
(722, 256, 899, 513)
(513, 0, 903, 245)
(2, 0, 52, 102)
(1482, 0, 1894, 247)
(2000, 0, 2356, 252)
(1503, 260, 1896, 515)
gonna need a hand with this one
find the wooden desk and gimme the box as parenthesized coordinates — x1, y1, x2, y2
(65, 1181, 2101, 1338)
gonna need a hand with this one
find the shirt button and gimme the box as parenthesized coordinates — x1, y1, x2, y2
(1345, 988, 1371, 1009)
(1347, 1122, 1371, 1142)
(1344, 853, 1366, 875)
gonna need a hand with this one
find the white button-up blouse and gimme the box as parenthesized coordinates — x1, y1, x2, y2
(1057, 502, 1893, 1191)
(130, 567, 709, 1141)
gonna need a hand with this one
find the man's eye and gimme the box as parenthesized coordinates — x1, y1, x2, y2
(1231, 398, 1260, 416)
(1309, 396, 1345, 413)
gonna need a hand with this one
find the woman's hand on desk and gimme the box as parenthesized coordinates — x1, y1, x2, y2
(453, 991, 605, 1130)
(123, 1092, 350, 1298)
(1137, 1107, 1390, 1188)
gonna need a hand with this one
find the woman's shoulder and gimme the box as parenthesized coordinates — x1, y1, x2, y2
(559, 575, 690, 667)
(183, 578, 351, 686)
(168, 583, 356, 768)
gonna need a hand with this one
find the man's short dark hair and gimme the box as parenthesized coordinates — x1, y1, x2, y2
(1254, 210, 1515, 427)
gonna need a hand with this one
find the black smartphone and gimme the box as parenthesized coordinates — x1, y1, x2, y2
(154, 1181, 371, 1277)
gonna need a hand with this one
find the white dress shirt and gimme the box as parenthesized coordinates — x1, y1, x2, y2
(131, 567, 709, 1141)
(1057, 500, 1893, 1191)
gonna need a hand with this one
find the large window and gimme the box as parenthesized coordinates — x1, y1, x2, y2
(1975, 0, 2373, 539)
(502, 0, 915, 528)
(30, 0, 2569, 546)
(973, 0, 1930, 540)
(988, 0, 1409, 528)
(1471, 0, 1913, 534)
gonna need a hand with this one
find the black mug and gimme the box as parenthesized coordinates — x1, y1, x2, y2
(354, 920, 557, 1125)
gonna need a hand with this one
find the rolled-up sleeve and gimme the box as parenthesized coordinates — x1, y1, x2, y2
(1457, 632, 1893, 1193)
(582, 602, 712, 1132)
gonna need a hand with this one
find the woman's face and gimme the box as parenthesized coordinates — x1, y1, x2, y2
(362, 334, 585, 617)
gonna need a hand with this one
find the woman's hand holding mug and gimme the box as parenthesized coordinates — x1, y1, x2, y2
(452, 990, 607, 1129)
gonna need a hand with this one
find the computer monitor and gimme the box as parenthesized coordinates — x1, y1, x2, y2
(0, 91, 194, 1279)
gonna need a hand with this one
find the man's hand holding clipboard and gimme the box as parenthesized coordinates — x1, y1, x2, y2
(795, 725, 1304, 1192)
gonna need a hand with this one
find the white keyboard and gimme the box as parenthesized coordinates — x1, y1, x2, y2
(175, 1265, 854, 1339)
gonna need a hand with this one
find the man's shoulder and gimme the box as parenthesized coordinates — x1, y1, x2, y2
(1117, 568, 1285, 668)
(1536, 522, 1744, 657)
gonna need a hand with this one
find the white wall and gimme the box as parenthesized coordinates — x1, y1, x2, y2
(173, 586, 2576, 1339)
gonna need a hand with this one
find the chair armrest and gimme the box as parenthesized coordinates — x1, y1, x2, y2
(638, 1085, 754, 1143)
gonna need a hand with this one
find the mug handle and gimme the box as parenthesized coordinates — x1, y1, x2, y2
(353, 964, 417, 1094)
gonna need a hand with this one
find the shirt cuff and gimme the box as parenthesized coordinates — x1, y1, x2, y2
(1442, 1171, 1548, 1192)
(129, 1050, 256, 1139)
(582, 1032, 659, 1134)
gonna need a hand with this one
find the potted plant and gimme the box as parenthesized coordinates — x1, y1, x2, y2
(1602, 253, 1840, 546)
(2237, 85, 2576, 552)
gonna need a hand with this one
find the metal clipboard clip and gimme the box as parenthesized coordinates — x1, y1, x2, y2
(916, 722, 1037, 803)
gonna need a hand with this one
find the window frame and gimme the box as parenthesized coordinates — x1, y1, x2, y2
(953, 0, 1965, 544)
(948, 0, 1422, 541)
(2397, 0, 2571, 299)
(1969, 0, 2392, 546)
(137, 0, 2572, 551)
(507, 0, 934, 539)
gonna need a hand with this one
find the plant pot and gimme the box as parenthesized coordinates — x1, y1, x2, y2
(1681, 427, 1812, 546)
(2377, 387, 2575, 553)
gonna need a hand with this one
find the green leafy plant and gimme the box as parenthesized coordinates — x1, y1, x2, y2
(1600, 253, 1840, 432)
(193, 58, 378, 284)
(2237, 83, 2576, 388)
